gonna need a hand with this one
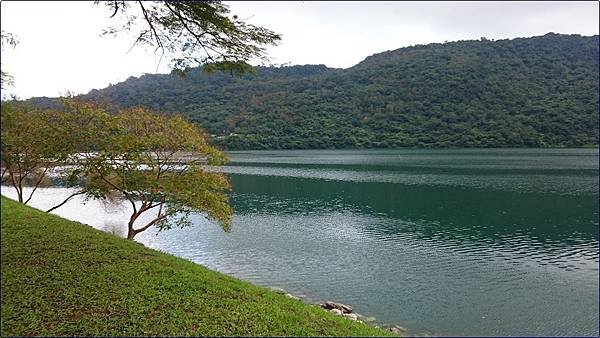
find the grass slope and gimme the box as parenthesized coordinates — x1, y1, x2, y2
(1, 197, 391, 336)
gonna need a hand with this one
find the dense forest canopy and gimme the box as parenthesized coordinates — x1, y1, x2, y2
(29, 33, 599, 150)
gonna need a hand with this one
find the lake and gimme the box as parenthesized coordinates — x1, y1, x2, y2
(2, 148, 598, 336)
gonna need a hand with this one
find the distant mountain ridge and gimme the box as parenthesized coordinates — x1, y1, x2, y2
(31, 33, 599, 150)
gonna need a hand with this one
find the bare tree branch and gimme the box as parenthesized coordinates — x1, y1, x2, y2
(46, 190, 86, 213)
(137, 1, 164, 51)
(97, 1, 280, 74)
(134, 213, 167, 234)
(24, 167, 49, 204)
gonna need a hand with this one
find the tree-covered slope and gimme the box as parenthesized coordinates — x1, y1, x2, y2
(46, 33, 600, 149)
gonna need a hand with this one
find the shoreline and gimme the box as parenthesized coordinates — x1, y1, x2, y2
(266, 286, 411, 335)
(1, 196, 394, 336)
(0, 193, 408, 336)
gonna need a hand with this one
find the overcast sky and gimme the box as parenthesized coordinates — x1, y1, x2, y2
(1, 1, 598, 99)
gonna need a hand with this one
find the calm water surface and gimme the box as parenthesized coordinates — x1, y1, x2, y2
(3, 149, 598, 336)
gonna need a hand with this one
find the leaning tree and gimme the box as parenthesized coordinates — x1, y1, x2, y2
(1, 1, 279, 235)
(82, 106, 232, 240)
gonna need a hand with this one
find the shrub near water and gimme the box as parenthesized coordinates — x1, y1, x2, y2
(0, 197, 391, 336)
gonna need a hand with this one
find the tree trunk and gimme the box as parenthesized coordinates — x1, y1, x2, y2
(127, 212, 138, 240)
(127, 227, 137, 240)
(7, 170, 23, 203)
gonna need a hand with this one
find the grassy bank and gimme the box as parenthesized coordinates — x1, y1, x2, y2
(1, 196, 391, 336)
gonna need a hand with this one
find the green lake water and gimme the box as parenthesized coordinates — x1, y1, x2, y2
(5, 148, 598, 336)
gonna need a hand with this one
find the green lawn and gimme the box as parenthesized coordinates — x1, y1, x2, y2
(1, 196, 392, 336)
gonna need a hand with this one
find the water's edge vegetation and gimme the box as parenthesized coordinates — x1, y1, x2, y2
(0, 196, 393, 336)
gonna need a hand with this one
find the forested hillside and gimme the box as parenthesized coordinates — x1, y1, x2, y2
(34, 33, 599, 149)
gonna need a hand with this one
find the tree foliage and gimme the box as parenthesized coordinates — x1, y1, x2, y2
(98, 0, 281, 75)
(1, 99, 232, 239)
(1, 1, 280, 89)
(82, 106, 232, 239)
(1, 30, 18, 89)
(66, 33, 598, 149)
(0, 101, 71, 204)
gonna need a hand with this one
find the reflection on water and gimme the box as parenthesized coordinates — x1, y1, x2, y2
(221, 148, 599, 196)
(2, 148, 598, 336)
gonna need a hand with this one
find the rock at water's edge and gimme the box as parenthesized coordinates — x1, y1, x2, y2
(329, 308, 343, 315)
(268, 287, 287, 294)
(387, 325, 407, 334)
(321, 301, 353, 313)
(285, 293, 300, 300)
(343, 313, 359, 321)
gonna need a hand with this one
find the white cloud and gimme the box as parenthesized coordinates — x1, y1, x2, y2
(1, 1, 171, 99)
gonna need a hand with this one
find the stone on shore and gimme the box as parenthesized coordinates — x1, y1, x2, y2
(285, 293, 300, 300)
(329, 309, 343, 315)
(343, 313, 359, 321)
(321, 301, 353, 314)
(268, 287, 287, 294)
(387, 325, 407, 334)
